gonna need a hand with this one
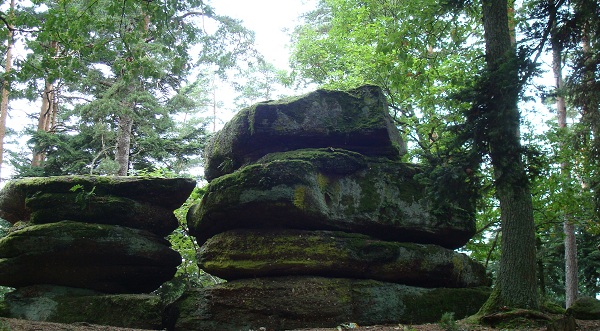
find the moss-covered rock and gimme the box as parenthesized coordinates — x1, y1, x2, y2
(166, 276, 490, 331)
(0, 221, 181, 293)
(199, 229, 490, 288)
(25, 193, 177, 236)
(567, 297, 600, 320)
(188, 150, 474, 249)
(203, 85, 406, 180)
(2, 285, 164, 329)
(0, 175, 196, 224)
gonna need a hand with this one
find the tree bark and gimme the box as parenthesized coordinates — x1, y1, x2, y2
(32, 79, 58, 167)
(478, 0, 539, 313)
(0, 0, 15, 182)
(551, 13, 578, 308)
(115, 114, 133, 176)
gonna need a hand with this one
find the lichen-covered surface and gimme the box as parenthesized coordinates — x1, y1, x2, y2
(203, 85, 406, 180)
(199, 228, 490, 288)
(567, 297, 600, 320)
(0, 176, 196, 224)
(0, 221, 181, 293)
(188, 150, 474, 249)
(166, 276, 490, 331)
(0, 285, 164, 330)
(24, 193, 177, 236)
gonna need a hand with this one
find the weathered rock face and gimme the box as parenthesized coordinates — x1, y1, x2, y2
(0, 175, 196, 224)
(188, 149, 474, 249)
(566, 297, 600, 320)
(180, 85, 487, 330)
(198, 229, 489, 288)
(2, 285, 165, 329)
(0, 221, 181, 293)
(203, 85, 407, 180)
(0, 175, 195, 296)
(167, 276, 490, 331)
(25, 193, 178, 236)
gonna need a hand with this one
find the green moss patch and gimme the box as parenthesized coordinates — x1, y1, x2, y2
(199, 229, 489, 288)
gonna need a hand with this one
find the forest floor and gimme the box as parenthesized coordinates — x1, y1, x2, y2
(1, 317, 600, 331)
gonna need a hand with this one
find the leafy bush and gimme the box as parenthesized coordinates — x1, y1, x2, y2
(157, 185, 224, 304)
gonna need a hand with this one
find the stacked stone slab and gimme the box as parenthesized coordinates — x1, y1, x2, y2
(0, 175, 194, 293)
(176, 85, 490, 330)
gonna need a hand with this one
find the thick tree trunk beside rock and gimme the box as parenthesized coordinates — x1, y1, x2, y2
(478, 0, 539, 313)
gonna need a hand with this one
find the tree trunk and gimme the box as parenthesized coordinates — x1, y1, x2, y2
(32, 79, 58, 167)
(0, 0, 15, 182)
(112, 11, 151, 176)
(551, 15, 578, 308)
(478, 0, 539, 313)
(115, 114, 133, 176)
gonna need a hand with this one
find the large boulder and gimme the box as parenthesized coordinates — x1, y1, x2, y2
(203, 85, 407, 180)
(0, 176, 196, 224)
(0, 221, 181, 293)
(1, 285, 165, 329)
(566, 297, 600, 320)
(198, 229, 490, 288)
(166, 276, 490, 331)
(25, 193, 177, 236)
(188, 149, 474, 249)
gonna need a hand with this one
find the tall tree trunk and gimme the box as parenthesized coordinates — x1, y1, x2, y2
(478, 0, 539, 313)
(551, 14, 578, 309)
(115, 114, 133, 176)
(32, 79, 58, 167)
(0, 0, 15, 182)
(113, 11, 151, 176)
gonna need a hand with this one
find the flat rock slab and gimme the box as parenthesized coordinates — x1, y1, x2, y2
(188, 149, 474, 249)
(203, 85, 406, 180)
(0, 175, 196, 224)
(198, 229, 490, 288)
(166, 276, 490, 331)
(1, 285, 165, 329)
(0, 221, 181, 293)
(25, 193, 177, 236)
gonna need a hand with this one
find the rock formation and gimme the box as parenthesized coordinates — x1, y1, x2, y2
(0, 176, 195, 328)
(174, 85, 490, 330)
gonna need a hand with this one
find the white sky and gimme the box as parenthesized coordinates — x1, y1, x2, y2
(211, 0, 316, 70)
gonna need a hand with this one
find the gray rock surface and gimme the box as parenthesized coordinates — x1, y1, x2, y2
(0, 175, 196, 224)
(167, 276, 490, 331)
(1, 285, 165, 329)
(566, 297, 600, 320)
(198, 229, 490, 288)
(203, 85, 406, 180)
(25, 193, 177, 236)
(188, 149, 474, 249)
(0, 221, 181, 293)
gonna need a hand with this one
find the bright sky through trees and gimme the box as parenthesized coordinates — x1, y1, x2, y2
(212, 0, 316, 70)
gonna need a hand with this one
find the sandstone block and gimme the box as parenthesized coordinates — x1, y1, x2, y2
(203, 85, 406, 180)
(2, 285, 164, 329)
(0, 221, 181, 293)
(25, 193, 177, 236)
(0, 176, 196, 224)
(166, 276, 490, 331)
(188, 149, 474, 249)
(198, 229, 490, 288)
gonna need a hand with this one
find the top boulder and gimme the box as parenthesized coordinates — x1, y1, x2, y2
(204, 85, 406, 181)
